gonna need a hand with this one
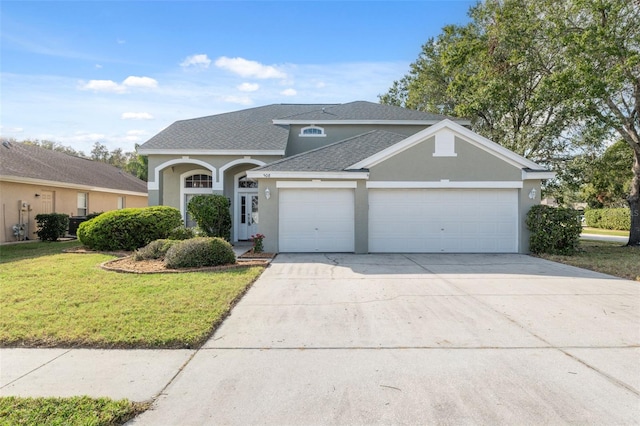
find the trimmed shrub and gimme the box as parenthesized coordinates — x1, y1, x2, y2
(187, 195, 232, 241)
(584, 208, 631, 231)
(164, 237, 236, 269)
(133, 239, 181, 261)
(78, 206, 182, 251)
(35, 213, 70, 241)
(526, 205, 582, 255)
(167, 225, 196, 240)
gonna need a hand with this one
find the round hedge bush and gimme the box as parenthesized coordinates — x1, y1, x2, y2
(164, 237, 236, 269)
(133, 239, 181, 261)
(78, 206, 182, 251)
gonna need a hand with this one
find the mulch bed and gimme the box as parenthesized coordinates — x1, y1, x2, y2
(102, 256, 269, 274)
(64, 245, 275, 274)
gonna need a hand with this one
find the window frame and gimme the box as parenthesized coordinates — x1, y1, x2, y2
(299, 125, 326, 137)
(77, 192, 88, 216)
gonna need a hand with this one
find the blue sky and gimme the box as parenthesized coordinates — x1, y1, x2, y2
(1, 1, 474, 153)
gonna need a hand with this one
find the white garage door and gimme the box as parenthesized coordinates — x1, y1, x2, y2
(369, 189, 518, 253)
(279, 189, 354, 252)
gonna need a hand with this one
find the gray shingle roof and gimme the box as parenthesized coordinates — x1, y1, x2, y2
(0, 142, 148, 193)
(255, 130, 407, 172)
(140, 101, 458, 151)
(140, 104, 338, 151)
(276, 101, 455, 122)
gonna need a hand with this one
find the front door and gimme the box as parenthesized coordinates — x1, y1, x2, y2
(238, 192, 258, 240)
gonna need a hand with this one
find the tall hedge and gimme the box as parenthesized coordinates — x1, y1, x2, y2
(584, 208, 631, 231)
(187, 195, 232, 241)
(526, 205, 582, 255)
(35, 213, 70, 242)
(78, 206, 182, 251)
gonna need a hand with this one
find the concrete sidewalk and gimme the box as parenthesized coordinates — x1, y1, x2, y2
(2, 254, 639, 425)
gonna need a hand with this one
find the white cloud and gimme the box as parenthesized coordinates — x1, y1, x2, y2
(95, 64, 103, 69)
(215, 56, 286, 79)
(79, 76, 158, 93)
(121, 112, 154, 120)
(222, 95, 253, 105)
(117, 39, 126, 45)
(237, 82, 259, 92)
(180, 54, 212, 69)
(122, 76, 158, 89)
(0, 126, 24, 134)
(80, 79, 126, 93)
(281, 88, 297, 96)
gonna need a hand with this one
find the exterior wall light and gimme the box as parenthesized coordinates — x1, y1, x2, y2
(265, 188, 271, 199)
(529, 188, 536, 199)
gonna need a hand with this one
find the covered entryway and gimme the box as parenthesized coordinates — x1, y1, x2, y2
(279, 188, 354, 252)
(368, 188, 518, 253)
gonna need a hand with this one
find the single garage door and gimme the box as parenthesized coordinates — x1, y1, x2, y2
(279, 188, 354, 252)
(369, 189, 518, 253)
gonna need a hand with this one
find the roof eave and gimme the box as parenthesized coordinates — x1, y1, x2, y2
(271, 119, 471, 126)
(0, 175, 148, 196)
(137, 149, 286, 156)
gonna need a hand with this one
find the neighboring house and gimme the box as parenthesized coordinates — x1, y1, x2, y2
(139, 101, 553, 254)
(0, 141, 148, 242)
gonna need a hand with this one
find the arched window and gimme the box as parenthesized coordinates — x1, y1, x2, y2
(238, 175, 258, 188)
(300, 125, 326, 137)
(185, 174, 212, 188)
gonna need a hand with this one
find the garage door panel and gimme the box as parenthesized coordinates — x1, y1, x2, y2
(369, 189, 518, 253)
(279, 189, 354, 252)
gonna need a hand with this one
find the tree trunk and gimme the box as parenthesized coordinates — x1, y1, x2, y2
(628, 149, 640, 246)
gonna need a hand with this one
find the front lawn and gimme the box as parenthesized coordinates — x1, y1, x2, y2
(0, 396, 147, 426)
(538, 240, 640, 282)
(581, 227, 629, 237)
(0, 241, 264, 348)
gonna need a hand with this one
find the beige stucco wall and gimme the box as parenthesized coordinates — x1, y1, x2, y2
(0, 180, 147, 242)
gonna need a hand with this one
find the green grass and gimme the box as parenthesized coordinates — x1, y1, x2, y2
(0, 243, 264, 348)
(538, 240, 640, 281)
(581, 227, 630, 237)
(0, 240, 82, 263)
(0, 396, 147, 426)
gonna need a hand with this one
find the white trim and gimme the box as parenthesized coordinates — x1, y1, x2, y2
(366, 181, 524, 189)
(233, 171, 259, 242)
(216, 158, 266, 191)
(348, 119, 543, 171)
(150, 158, 217, 192)
(246, 171, 369, 180)
(0, 175, 147, 197)
(272, 119, 471, 126)
(138, 148, 284, 156)
(276, 181, 358, 189)
(180, 169, 214, 225)
(522, 170, 556, 180)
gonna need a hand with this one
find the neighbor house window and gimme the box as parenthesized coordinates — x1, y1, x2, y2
(185, 174, 212, 188)
(117, 196, 125, 209)
(299, 125, 326, 137)
(77, 192, 88, 216)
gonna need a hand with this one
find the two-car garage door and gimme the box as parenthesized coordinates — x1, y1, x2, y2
(368, 189, 518, 253)
(279, 187, 518, 253)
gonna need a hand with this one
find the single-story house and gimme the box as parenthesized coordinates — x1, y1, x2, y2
(0, 141, 148, 242)
(139, 101, 553, 253)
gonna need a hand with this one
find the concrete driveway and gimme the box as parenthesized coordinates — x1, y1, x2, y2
(132, 253, 640, 425)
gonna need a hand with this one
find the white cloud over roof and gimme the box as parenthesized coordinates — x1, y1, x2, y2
(79, 76, 158, 93)
(281, 88, 297, 96)
(180, 54, 211, 69)
(215, 56, 286, 79)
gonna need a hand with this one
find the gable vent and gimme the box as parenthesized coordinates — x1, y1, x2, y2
(433, 130, 457, 157)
